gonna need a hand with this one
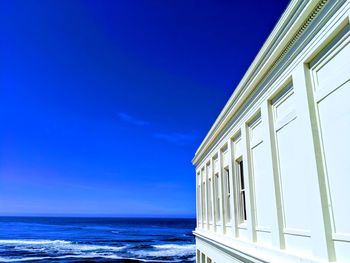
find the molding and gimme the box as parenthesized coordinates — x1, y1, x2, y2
(195, 231, 269, 263)
(193, 0, 347, 166)
(194, 230, 319, 263)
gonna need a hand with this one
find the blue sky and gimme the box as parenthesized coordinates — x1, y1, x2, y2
(0, 0, 289, 217)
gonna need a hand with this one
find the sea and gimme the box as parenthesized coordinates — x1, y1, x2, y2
(0, 217, 196, 263)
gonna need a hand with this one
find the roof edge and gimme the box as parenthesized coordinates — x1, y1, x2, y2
(193, 0, 321, 165)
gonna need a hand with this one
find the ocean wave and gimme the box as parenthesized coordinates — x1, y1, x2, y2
(161, 237, 190, 242)
(0, 240, 71, 245)
(0, 239, 126, 254)
(133, 243, 196, 258)
(0, 255, 173, 262)
(153, 244, 195, 250)
(0, 239, 188, 262)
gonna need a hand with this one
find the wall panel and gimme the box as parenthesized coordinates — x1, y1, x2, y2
(311, 33, 350, 262)
(249, 116, 274, 246)
(271, 86, 311, 253)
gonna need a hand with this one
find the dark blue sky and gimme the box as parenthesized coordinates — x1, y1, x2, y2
(0, 0, 289, 217)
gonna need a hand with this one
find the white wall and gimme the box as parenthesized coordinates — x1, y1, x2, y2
(194, 3, 350, 262)
(248, 116, 274, 247)
(310, 32, 350, 262)
(271, 86, 312, 255)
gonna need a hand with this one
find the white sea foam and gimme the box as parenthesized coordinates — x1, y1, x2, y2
(0, 256, 50, 262)
(153, 244, 196, 250)
(0, 239, 178, 263)
(0, 255, 172, 263)
(0, 240, 71, 245)
(68, 243, 125, 251)
(0, 239, 126, 255)
(0, 239, 194, 262)
(134, 243, 196, 258)
(0, 255, 111, 262)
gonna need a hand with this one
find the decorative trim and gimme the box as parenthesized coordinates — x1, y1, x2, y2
(195, 230, 319, 263)
(274, 0, 328, 70)
(195, 231, 268, 263)
(193, 0, 346, 166)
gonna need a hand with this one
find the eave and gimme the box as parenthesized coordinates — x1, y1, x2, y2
(192, 0, 323, 166)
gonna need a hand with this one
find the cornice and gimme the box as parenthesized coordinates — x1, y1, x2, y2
(193, 0, 344, 166)
(193, 230, 319, 263)
(194, 230, 266, 263)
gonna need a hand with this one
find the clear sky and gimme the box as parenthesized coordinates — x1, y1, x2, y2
(0, 0, 289, 217)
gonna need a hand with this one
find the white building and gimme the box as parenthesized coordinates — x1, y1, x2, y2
(192, 0, 350, 262)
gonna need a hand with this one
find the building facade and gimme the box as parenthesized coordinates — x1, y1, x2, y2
(192, 0, 350, 262)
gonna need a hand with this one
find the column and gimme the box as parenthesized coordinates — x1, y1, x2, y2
(200, 169, 204, 229)
(202, 168, 208, 230)
(261, 100, 284, 248)
(196, 171, 199, 228)
(211, 156, 217, 232)
(227, 138, 238, 237)
(241, 124, 256, 242)
(218, 151, 225, 235)
(292, 63, 333, 261)
(205, 164, 210, 231)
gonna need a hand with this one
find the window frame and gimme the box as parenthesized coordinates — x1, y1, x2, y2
(236, 158, 247, 225)
(223, 166, 231, 223)
(214, 172, 221, 223)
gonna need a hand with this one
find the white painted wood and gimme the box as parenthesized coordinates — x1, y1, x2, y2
(293, 62, 332, 261)
(200, 169, 204, 229)
(242, 124, 255, 242)
(261, 101, 284, 249)
(314, 40, 350, 94)
(207, 163, 214, 228)
(202, 168, 207, 228)
(234, 137, 243, 159)
(315, 54, 350, 237)
(310, 34, 350, 262)
(193, 1, 350, 262)
(218, 151, 225, 235)
(223, 149, 230, 168)
(211, 157, 217, 233)
(214, 158, 219, 174)
(227, 139, 238, 238)
(273, 89, 308, 229)
(213, 156, 222, 231)
(248, 115, 274, 247)
(197, 171, 202, 227)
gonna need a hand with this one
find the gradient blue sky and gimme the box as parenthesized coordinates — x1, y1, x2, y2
(0, 0, 289, 217)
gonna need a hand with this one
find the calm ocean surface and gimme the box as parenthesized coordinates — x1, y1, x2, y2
(0, 217, 196, 263)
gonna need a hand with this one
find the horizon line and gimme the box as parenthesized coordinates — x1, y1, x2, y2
(0, 214, 196, 219)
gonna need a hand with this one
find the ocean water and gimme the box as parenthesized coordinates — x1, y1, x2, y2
(0, 217, 196, 263)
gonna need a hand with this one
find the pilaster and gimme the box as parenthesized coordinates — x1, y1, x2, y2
(218, 150, 225, 235)
(261, 101, 284, 249)
(292, 62, 334, 261)
(227, 139, 237, 238)
(241, 124, 255, 242)
(210, 158, 216, 232)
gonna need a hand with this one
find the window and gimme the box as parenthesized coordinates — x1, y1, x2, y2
(197, 183, 201, 223)
(208, 177, 213, 222)
(224, 168, 231, 222)
(214, 173, 221, 222)
(202, 181, 207, 222)
(236, 159, 247, 223)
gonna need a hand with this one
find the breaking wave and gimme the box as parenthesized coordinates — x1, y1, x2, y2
(0, 239, 194, 262)
(0, 217, 196, 262)
(0, 255, 169, 262)
(0, 239, 126, 252)
(133, 243, 196, 258)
